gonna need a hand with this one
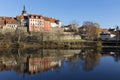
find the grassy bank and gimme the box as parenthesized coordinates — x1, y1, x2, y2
(0, 41, 119, 49)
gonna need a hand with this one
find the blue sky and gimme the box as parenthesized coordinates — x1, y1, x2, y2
(0, 0, 120, 28)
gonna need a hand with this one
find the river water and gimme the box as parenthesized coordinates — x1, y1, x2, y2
(0, 48, 120, 80)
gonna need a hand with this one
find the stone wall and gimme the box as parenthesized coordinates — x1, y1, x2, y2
(43, 33, 81, 41)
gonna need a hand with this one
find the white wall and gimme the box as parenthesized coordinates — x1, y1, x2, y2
(6, 24, 18, 29)
(100, 33, 116, 40)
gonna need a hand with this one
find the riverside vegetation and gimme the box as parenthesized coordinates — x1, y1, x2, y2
(0, 31, 102, 49)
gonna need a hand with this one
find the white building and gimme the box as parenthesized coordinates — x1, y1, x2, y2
(100, 33, 116, 40)
(2, 17, 18, 32)
(49, 18, 61, 28)
(28, 14, 44, 32)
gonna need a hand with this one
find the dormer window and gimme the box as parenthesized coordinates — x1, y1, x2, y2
(36, 16, 38, 19)
(31, 16, 34, 18)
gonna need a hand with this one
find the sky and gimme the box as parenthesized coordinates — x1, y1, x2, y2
(0, 0, 120, 28)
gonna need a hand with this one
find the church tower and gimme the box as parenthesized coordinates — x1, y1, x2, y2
(22, 5, 27, 16)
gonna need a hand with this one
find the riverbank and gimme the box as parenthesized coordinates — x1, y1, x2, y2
(0, 40, 119, 49)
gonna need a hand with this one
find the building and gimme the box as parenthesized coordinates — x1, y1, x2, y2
(0, 17, 19, 33)
(48, 18, 61, 28)
(63, 24, 78, 32)
(4, 17, 18, 29)
(0, 6, 62, 33)
(28, 14, 45, 32)
(100, 28, 120, 41)
(0, 17, 5, 29)
(100, 32, 116, 40)
(22, 5, 27, 16)
(16, 5, 28, 28)
(44, 17, 51, 32)
(17, 6, 61, 32)
(28, 57, 61, 74)
(16, 15, 28, 27)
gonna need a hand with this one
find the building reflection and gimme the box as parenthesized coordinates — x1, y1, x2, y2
(28, 57, 61, 74)
(0, 48, 120, 74)
(0, 48, 81, 74)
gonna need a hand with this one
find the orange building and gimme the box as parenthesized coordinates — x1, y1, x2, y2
(44, 17, 51, 32)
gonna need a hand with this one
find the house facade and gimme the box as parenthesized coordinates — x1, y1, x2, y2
(100, 33, 116, 40)
(5, 17, 18, 29)
(44, 17, 51, 32)
(0, 17, 19, 33)
(0, 6, 62, 33)
(28, 14, 44, 32)
(100, 29, 117, 41)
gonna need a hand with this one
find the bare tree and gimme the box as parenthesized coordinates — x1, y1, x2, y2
(80, 21, 100, 40)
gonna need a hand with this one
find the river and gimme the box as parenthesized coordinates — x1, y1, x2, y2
(0, 48, 120, 80)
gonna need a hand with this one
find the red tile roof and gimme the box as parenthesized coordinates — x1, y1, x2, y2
(5, 18, 18, 24)
(48, 18, 56, 23)
(16, 15, 25, 19)
(100, 29, 109, 33)
(0, 20, 5, 25)
(43, 17, 50, 21)
(16, 14, 60, 24)
(28, 14, 43, 19)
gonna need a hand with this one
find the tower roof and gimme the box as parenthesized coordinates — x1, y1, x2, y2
(22, 5, 27, 16)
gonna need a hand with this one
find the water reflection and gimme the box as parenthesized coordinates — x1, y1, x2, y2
(101, 48, 120, 62)
(0, 48, 120, 80)
(0, 48, 81, 74)
(79, 48, 101, 71)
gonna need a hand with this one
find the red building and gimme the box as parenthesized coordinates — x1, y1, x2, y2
(44, 17, 51, 32)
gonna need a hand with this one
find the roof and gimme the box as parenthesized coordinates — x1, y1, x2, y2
(5, 18, 18, 24)
(0, 20, 5, 25)
(0, 16, 19, 25)
(0, 17, 4, 20)
(28, 14, 43, 19)
(43, 17, 50, 21)
(100, 29, 109, 33)
(16, 15, 24, 19)
(108, 28, 116, 32)
(48, 18, 56, 23)
(0, 16, 10, 20)
(16, 15, 28, 19)
(16, 14, 61, 24)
